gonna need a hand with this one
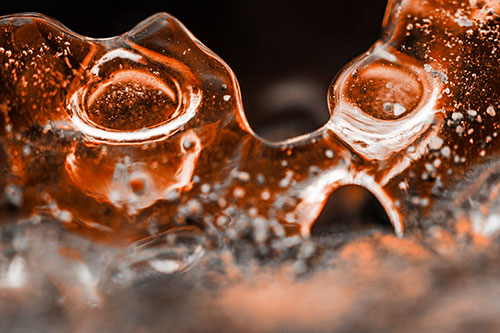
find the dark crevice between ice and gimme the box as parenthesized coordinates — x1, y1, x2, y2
(311, 185, 393, 238)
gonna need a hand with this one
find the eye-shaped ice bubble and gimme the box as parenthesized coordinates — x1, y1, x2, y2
(0, 13, 244, 240)
(0, 0, 499, 253)
(329, 48, 440, 161)
(328, 0, 500, 235)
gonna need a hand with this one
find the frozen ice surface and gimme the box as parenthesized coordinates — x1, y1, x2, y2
(0, 0, 499, 331)
(2, 217, 500, 332)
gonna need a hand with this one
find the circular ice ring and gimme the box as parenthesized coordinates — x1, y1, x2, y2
(68, 49, 201, 144)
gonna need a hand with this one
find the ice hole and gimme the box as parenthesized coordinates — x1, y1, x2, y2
(311, 185, 392, 236)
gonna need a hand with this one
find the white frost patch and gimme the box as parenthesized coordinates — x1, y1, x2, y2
(393, 103, 406, 117)
(451, 112, 463, 121)
(325, 150, 334, 159)
(467, 109, 478, 117)
(428, 137, 444, 150)
(457, 17, 474, 27)
(472, 213, 500, 237)
(482, 214, 500, 236)
(3, 256, 28, 289)
(5, 184, 23, 207)
(150, 260, 181, 274)
(77, 263, 98, 288)
(440, 146, 451, 158)
(279, 170, 294, 188)
(487, 105, 496, 117)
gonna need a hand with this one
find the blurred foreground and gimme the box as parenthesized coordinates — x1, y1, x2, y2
(1, 215, 499, 332)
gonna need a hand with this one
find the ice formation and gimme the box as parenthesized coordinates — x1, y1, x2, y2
(0, 2, 499, 328)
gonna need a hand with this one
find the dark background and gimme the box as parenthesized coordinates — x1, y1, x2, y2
(0, 0, 388, 140)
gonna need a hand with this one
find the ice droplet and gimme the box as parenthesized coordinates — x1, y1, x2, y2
(428, 137, 444, 150)
(487, 105, 496, 117)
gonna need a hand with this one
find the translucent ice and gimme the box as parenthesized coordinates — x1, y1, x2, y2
(0, 1, 500, 331)
(0, 0, 499, 263)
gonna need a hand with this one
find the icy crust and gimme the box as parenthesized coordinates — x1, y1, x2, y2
(1, 216, 500, 332)
(0, 1, 499, 249)
(0, 12, 400, 241)
(0, 2, 499, 331)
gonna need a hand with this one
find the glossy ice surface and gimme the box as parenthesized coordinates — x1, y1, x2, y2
(1, 0, 500, 242)
(1, 1, 500, 330)
(0, 0, 499, 269)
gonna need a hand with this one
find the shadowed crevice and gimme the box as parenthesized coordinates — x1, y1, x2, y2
(311, 185, 392, 236)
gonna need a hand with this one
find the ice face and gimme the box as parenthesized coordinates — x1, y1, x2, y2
(0, 13, 241, 241)
(0, 2, 500, 330)
(0, 1, 499, 253)
(0, 12, 357, 241)
(331, 0, 500, 235)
